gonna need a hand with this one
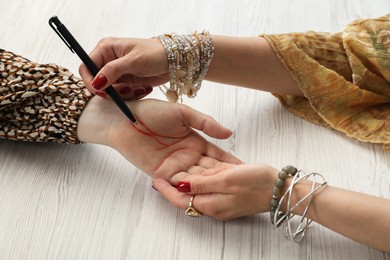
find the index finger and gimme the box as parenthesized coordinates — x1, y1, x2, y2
(78, 38, 118, 91)
(178, 173, 229, 195)
(153, 178, 226, 218)
(153, 178, 191, 209)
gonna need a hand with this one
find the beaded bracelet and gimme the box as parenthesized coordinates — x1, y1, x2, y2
(270, 166, 298, 225)
(270, 166, 327, 242)
(157, 31, 214, 103)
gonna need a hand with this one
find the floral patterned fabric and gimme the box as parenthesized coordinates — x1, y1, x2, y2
(264, 14, 390, 151)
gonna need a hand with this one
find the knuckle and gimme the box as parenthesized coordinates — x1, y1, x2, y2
(97, 37, 116, 47)
(220, 174, 233, 189)
(193, 182, 207, 194)
(199, 116, 214, 132)
(205, 114, 215, 122)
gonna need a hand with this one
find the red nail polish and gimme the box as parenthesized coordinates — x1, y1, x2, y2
(177, 181, 191, 193)
(92, 74, 108, 90)
(95, 91, 107, 98)
(145, 86, 153, 94)
(119, 86, 132, 95)
(135, 88, 146, 97)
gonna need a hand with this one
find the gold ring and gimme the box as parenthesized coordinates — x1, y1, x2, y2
(185, 195, 202, 217)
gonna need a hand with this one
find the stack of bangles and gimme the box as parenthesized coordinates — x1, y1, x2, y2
(156, 31, 214, 103)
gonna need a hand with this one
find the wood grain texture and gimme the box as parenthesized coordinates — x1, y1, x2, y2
(1, 0, 389, 259)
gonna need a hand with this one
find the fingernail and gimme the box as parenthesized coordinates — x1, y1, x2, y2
(152, 182, 159, 192)
(177, 181, 191, 193)
(92, 74, 108, 90)
(135, 88, 146, 97)
(119, 86, 132, 95)
(95, 91, 107, 98)
(145, 86, 153, 94)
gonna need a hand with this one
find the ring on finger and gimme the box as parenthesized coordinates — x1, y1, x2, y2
(185, 195, 202, 217)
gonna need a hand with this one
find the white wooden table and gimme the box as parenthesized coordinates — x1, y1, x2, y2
(1, 0, 389, 259)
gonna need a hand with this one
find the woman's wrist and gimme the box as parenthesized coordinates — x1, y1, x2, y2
(269, 167, 327, 242)
(278, 178, 317, 217)
(269, 167, 326, 220)
(77, 96, 122, 146)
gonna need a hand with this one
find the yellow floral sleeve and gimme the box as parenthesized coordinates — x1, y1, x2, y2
(263, 14, 390, 151)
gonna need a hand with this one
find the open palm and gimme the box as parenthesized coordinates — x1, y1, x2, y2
(105, 99, 242, 184)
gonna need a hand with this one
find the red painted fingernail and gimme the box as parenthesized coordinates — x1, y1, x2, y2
(145, 86, 153, 94)
(119, 86, 132, 95)
(177, 181, 191, 193)
(95, 91, 107, 98)
(135, 88, 146, 97)
(92, 74, 108, 90)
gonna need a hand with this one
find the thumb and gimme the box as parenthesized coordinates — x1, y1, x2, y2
(180, 105, 232, 139)
(91, 57, 131, 91)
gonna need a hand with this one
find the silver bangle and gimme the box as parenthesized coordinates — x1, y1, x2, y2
(272, 169, 327, 242)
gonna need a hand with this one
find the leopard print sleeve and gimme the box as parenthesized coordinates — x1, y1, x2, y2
(0, 49, 92, 144)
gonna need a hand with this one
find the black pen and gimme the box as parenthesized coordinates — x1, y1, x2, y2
(48, 16, 137, 124)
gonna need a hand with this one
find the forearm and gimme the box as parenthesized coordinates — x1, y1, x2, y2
(205, 35, 302, 95)
(312, 186, 390, 252)
(77, 97, 116, 145)
(286, 180, 390, 252)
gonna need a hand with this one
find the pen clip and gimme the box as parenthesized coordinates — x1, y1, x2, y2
(49, 16, 74, 53)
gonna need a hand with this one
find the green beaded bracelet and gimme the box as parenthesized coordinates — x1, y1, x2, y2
(270, 165, 298, 225)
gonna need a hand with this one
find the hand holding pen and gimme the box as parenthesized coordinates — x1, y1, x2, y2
(49, 16, 137, 123)
(76, 34, 169, 101)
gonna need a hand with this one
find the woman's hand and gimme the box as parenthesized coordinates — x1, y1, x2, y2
(77, 97, 242, 184)
(153, 163, 278, 220)
(79, 37, 168, 99)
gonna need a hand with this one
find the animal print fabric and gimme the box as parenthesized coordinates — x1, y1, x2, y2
(0, 49, 92, 144)
(264, 14, 390, 151)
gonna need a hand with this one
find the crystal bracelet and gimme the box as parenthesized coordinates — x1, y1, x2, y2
(157, 31, 214, 103)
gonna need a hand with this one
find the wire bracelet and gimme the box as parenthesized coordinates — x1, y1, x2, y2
(270, 166, 327, 242)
